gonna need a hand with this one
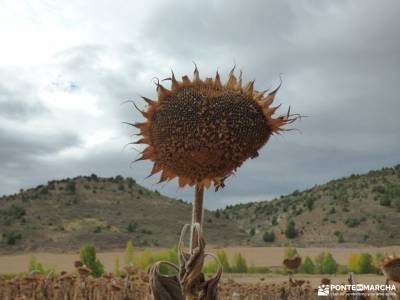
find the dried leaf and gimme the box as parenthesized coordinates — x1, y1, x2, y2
(148, 261, 184, 300)
(199, 253, 222, 300)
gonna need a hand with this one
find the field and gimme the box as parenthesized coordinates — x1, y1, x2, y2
(1, 246, 400, 274)
(0, 267, 396, 300)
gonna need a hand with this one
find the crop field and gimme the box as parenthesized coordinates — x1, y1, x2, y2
(1, 270, 398, 300)
(1, 246, 399, 299)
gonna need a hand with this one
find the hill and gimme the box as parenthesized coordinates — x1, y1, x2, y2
(1, 164, 399, 252)
(221, 164, 400, 246)
(0, 175, 247, 253)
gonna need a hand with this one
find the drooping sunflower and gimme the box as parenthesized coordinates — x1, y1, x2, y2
(283, 255, 302, 272)
(381, 255, 400, 283)
(131, 66, 297, 190)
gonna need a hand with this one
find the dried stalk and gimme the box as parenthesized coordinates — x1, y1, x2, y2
(149, 185, 221, 300)
(190, 185, 204, 252)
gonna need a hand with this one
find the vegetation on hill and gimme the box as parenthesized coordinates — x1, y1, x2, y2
(0, 175, 247, 253)
(221, 164, 400, 246)
(0, 164, 399, 251)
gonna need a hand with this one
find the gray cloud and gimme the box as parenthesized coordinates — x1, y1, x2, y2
(0, 78, 48, 120)
(0, 0, 399, 208)
(0, 128, 80, 163)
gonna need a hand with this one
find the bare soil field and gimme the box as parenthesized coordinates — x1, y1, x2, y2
(1, 246, 399, 274)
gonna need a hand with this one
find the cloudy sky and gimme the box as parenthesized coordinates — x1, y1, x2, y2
(1, 0, 399, 209)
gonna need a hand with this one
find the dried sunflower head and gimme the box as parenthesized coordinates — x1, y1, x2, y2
(283, 255, 302, 271)
(132, 66, 297, 189)
(381, 255, 400, 283)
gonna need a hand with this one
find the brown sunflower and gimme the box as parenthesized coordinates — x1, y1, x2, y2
(131, 66, 297, 190)
(381, 255, 400, 283)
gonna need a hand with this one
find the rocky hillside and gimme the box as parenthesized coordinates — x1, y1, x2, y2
(221, 164, 400, 246)
(0, 175, 247, 253)
(1, 164, 399, 252)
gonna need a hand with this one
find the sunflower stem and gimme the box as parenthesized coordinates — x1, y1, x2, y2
(190, 184, 204, 253)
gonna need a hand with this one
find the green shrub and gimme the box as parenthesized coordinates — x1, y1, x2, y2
(231, 252, 248, 273)
(28, 255, 45, 274)
(379, 198, 391, 207)
(315, 252, 337, 274)
(336, 264, 349, 274)
(249, 228, 255, 236)
(349, 252, 375, 274)
(65, 181, 76, 193)
(299, 256, 314, 274)
(263, 230, 275, 242)
(285, 220, 298, 238)
(334, 230, 345, 243)
(248, 263, 269, 273)
(305, 197, 315, 211)
(80, 244, 104, 277)
(322, 253, 337, 274)
(151, 247, 178, 274)
(114, 257, 121, 276)
(284, 247, 298, 258)
(1, 204, 26, 221)
(373, 253, 384, 274)
(372, 185, 385, 194)
(271, 266, 289, 275)
(27, 255, 55, 275)
(134, 247, 178, 274)
(5, 232, 22, 245)
(203, 260, 218, 273)
(135, 249, 152, 270)
(345, 218, 361, 228)
(124, 240, 134, 266)
(216, 250, 230, 273)
(338, 233, 345, 243)
(357, 253, 373, 274)
(127, 222, 137, 233)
